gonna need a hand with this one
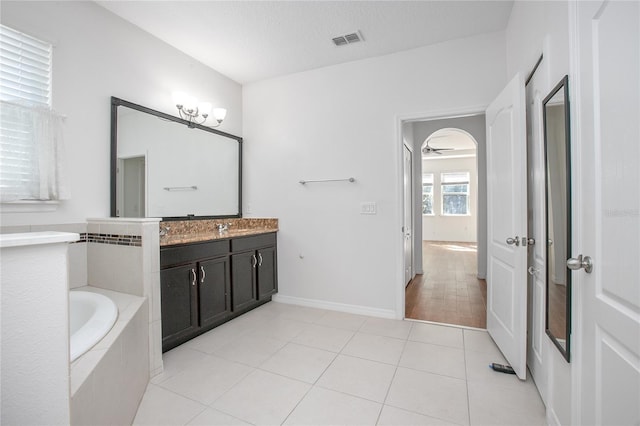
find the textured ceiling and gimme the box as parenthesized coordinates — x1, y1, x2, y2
(97, 1, 513, 84)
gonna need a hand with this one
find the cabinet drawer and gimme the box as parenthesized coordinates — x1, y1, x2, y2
(231, 233, 277, 252)
(161, 240, 230, 267)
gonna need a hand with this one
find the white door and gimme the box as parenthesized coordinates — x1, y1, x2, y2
(403, 144, 414, 285)
(576, 1, 640, 424)
(485, 73, 528, 380)
(525, 61, 548, 396)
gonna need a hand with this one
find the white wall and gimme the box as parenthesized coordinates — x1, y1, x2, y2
(505, 2, 572, 425)
(0, 1, 242, 227)
(243, 32, 506, 316)
(422, 156, 477, 243)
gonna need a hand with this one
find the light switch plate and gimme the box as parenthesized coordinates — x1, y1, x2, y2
(360, 202, 377, 215)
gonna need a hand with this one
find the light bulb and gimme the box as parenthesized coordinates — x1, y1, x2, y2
(172, 91, 187, 107)
(198, 102, 212, 117)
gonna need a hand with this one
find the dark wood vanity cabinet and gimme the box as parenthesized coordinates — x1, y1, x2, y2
(231, 233, 278, 313)
(198, 256, 232, 328)
(160, 233, 277, 352)
(160, 264, 200, 347)
(160, 239, 231, 351)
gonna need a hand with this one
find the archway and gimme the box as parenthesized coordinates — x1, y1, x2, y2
(405, 127, 487, 328)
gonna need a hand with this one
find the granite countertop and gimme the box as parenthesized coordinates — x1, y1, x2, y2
(159, 218, 278, 246)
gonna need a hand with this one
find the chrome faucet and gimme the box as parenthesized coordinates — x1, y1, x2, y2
(217, 223, 231, 232)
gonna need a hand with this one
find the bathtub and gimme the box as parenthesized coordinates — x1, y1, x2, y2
(69, 291, 118, 362)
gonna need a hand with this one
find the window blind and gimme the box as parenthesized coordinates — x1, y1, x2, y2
(441, 172, 469, 184)
(422, 173, 434, 184)
(0, 24, 51, 106)
(0, 25, 64, 202)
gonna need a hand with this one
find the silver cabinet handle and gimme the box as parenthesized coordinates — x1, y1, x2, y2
(258, 253, 263, 266)
(567, 255, 593, 273)
(251, 255, 257, 268)
(200, 265, 206, 283)
(190, 268, 196, 286)
(506, 236, 520, 246)
(527, 266, 540, 276)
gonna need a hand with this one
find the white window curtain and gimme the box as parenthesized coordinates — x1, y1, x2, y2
(0, 100, 69, 202)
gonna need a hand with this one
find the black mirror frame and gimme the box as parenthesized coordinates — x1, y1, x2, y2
(110, 96, 243, 221)
(542, 75, 571, 362)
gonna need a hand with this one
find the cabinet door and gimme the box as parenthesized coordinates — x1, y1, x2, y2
(231, 251, 257, 312)
(160, 264, 198, 350)
(257, 246, 277, 300)
(199, 256, 231, 329)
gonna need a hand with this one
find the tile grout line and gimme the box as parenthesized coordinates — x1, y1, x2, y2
(278, 381, 314, 425)
(203, 312, 330, 424)
(180, 404, 209, 426)
(375, 333, 410, 425)
(278, 318, 359, 426)
(139, 383, 209, 423)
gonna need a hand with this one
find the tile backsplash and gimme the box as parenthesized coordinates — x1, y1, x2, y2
(87, 233, 142, 246)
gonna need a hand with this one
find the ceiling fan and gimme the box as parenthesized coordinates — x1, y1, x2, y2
(422, 139, 454, 155)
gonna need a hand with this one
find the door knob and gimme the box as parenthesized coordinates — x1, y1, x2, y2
(506, 236, 520, 246)
(566, 255, 593, 273)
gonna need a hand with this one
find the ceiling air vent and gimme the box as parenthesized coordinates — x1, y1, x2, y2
(332, 31, 363, 47)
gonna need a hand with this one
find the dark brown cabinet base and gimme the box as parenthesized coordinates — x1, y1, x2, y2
(160, 233, 277, 352)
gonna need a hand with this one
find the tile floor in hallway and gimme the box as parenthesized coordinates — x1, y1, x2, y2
(134, 302, 545, 426)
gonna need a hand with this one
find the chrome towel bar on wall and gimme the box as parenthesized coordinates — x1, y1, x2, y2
(163, 186, 198, 191)
(299, 177, 355, 185)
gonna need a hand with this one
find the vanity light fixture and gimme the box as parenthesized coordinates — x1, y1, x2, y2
(173, 91, 227, 128)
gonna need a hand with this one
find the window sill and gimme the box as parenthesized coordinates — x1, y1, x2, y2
(0, 200, 60, 213)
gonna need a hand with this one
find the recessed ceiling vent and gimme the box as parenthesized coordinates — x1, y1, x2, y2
(332, 31, 363, 47)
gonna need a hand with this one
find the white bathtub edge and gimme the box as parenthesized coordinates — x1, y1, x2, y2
(70, 287, 145, 397)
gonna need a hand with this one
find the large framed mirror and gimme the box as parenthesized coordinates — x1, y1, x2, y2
(543, 75, 571, 361)
(110, 97, 242, 220)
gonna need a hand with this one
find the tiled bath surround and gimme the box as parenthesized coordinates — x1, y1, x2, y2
(71, 287, 148, 425)
(87, 218, 163, 378)
(1, 219, 163, 377)
(1, 218, 163, 424)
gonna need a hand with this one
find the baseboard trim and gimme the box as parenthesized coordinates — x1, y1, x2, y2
(272, 294, 397, 319)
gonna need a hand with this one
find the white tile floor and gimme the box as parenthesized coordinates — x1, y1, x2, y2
(134, 302, 546, 426)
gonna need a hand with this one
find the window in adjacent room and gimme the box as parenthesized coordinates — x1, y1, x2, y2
(0, 24, 68, 206)
(441, 171, 470, 215)
(422, 173, 434, 215)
